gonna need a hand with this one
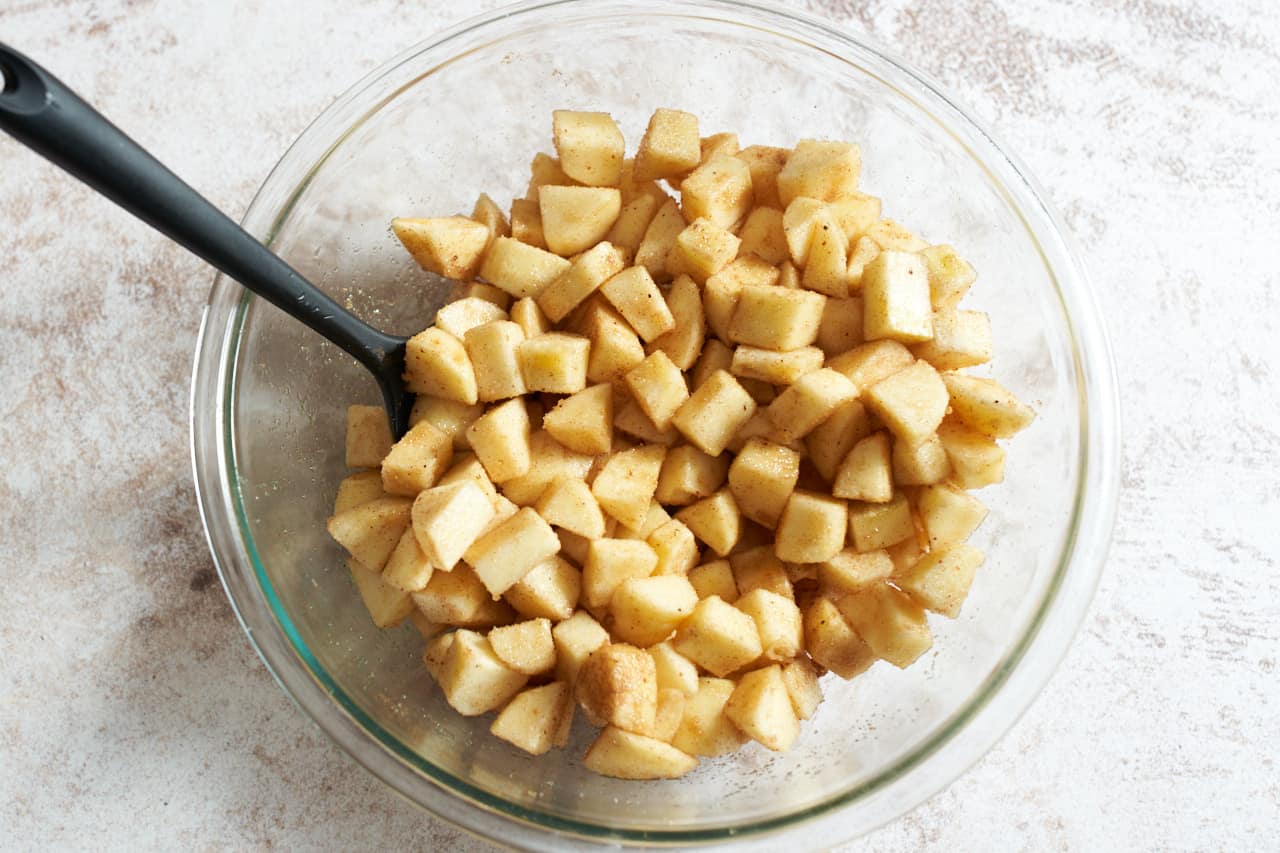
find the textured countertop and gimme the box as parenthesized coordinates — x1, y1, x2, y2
(1, 1, 1276, 850)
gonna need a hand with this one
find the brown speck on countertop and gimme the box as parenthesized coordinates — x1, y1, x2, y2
(0, 0, 1277, 850)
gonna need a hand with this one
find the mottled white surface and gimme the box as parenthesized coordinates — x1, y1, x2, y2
(0, 1, 1276, 851)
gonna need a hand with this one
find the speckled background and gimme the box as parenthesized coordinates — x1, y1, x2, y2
(1, 1, 1276, 850)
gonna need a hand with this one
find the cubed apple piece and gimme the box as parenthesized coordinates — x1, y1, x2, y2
(725, 665, 800, 751)
(699, 132, 740, 163)
(669, 218, 740, 284)
(671, 370, 757, 456)
(846, 235, 881, 291)
(766, 368, 858, 443)
(917, 483, 988, 549)
(703, 255, 781, 342)
(509, 197, 546, 248)
(498, 430, 595, 505)
(690, 338, 734, 389)
(535, 477, 606, 539)
(434, 297, 508, 342)
(345, 404, 393, 469)
(896, 543, 984, 618)
(381, 525, 437, 591)
(552, 110, 624, 186)
(816, 296, 864, 357)
(672, 595, 763, 677)
(802, 210, 850, 297)
(582, 538, 660, 610)
(836, 583, 932, 668)
(864, 359, 950, 446)
(507, 297, 550, 339)
(781, 197, 825, 267)
(910, 309, 992, 370)
(379, 420, 454, 497)
(551, 610, 610, 684)
(422, 631, 455, 681)
(671, 677, 749, 757)
(648, 518, 700, 576)
(607, 193, 665, 263)
(348, 558, 415, 628)
(591, 444, 666, 530)
(538, 186, 622, 257)
(584, 726, 698, 780)
(736, 145, 789, 209)
(827, 339, 915, 393)
(535, 241, 626, 322)
(892, 432, 952, 486)
(648, 275, 706, 370)
(625, 351, 689, 429)
(504, 556, 580, 621)
(411, 481, 495, 570)
(465, 320, 527, 402)
(412, 563, 493, 625)
(600, 266, 676, 343)
(656, 445, 727, 506)
(833, 431, 893, 503)
(864, 219, 928, 252)
(730, 546, 793, 599)
(727, 438, 800, 529)
(488, 617, 556, 675)
(466, 507, 560, 598)
(780, 657, 823, 720)
(440, 629, 528, 716)
(688, 560, 739, 603)
(409, 396, 483, 451)
(610, 575, 700, 647)
(633, 108, 701, 181)
(461, 280, 513, 310)
(803, 597, 876, 679)
(333, 470, 387, 515)
(543, 383, 613, 455)
(862, 250, 934, 343)
(614, 398, 680, 446)
(471, 192, 509, 247)
(675, 490, 742, 557)
(728, 285, 825, 352)
(920, 244, 977, 310)
(651, 687, 687, 743)
(681, 154, 753, 230)
(649, 642, 700, 697)
(805, 398, 873, 483)
(819, 548, 894, 597)
(391, 216, 490, 280)
(465, 398, 532, 483)
(777, 139, 862, 206)
(732, 212, 784, 270)
(524, 151, 575, 201)
(730, 345, 822, 386)
(828, 193, 882, 241)
(775, 491, 847, 563)
(517, 332, 590, 395)
(941, 373, 1036, 438)
(936, 420, 1006, 488)
(736, 589, 803, 663)
(634, 198, 686, 282)
(490, 681, 573, 756)
(576, 643, 658, 733)
(479, 236, 572, 299)
(403, 327, 478, 404)
(848, 493, 915, 552)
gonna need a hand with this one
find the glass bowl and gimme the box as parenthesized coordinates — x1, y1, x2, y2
(190, 0, 1120, 848)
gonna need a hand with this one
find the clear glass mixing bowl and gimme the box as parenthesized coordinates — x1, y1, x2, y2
(190, 0, 1120, 848)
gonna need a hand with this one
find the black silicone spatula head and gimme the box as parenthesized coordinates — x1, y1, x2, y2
(0, 43, 415, 436)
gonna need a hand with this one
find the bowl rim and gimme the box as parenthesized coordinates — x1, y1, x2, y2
(190, 0, 1121, 847)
